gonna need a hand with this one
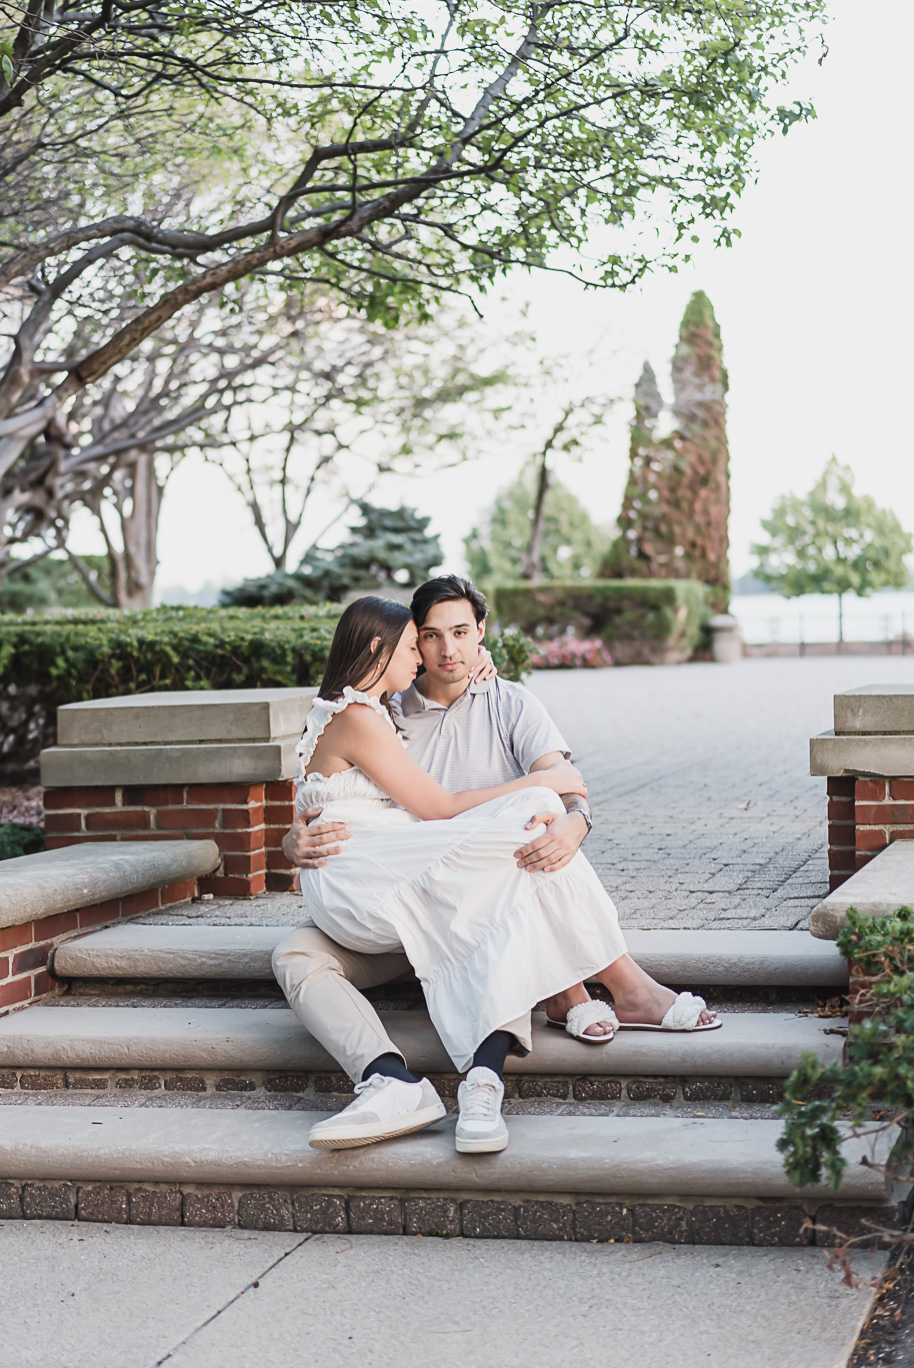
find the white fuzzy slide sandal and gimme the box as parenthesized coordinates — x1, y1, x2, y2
(545, 999, 618, 1043)
(615, 991, 721, 1033)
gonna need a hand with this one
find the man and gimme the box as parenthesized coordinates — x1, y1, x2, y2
(273, 574, 715, 1152)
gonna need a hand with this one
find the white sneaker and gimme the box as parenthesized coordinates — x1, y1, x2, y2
(455, 1066, 508, 1154)
(307, 1075, 446, 1150)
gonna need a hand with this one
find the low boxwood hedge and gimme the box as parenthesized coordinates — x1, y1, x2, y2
(0, 604, 532, 779)
(488, 579, 710, 666)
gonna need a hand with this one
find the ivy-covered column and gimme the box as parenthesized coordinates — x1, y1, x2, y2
(604, 291, 730, 612)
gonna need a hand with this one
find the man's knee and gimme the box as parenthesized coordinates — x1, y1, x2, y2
(272, 926, 341, 994)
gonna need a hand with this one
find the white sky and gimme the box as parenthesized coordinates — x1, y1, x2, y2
(69, 0, 914, 597)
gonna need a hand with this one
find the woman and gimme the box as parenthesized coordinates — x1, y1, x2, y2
(290, 594, 650, 1155)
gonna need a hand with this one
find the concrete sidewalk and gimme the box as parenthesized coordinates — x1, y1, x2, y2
(0, 1221, 883, 1368)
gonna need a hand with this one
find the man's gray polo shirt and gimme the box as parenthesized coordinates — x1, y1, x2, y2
(392, 677, 570, 787)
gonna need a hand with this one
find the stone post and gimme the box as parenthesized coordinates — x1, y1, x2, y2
(810, 684, 914, 891)
(39, 689, 316, 897)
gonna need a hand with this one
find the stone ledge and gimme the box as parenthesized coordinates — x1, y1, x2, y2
(0, 842, 220, 929)
(810, 731, 914, 778)
(811, 841, 914, 939)
(57, 688, 317, 747)
(52, 924, 849, 986)
(0, 1006, 846, 1078)
(40, 740, 300, 787)
(0, 1107, 895, 1200)
(834, 684, 914, 736)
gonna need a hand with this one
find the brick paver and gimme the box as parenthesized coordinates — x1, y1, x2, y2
(530, 655, 914, 930)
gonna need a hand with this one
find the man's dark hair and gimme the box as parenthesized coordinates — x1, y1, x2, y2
(411, 574, 488, 627)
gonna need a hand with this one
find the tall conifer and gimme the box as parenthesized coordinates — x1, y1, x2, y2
(604, 292, 730, 610)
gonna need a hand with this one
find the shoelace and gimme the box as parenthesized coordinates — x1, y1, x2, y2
(350, 1074, 387, 1108)
(462, 1082, 498, 1121)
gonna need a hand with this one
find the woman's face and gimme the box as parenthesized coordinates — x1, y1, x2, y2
(383, 621, 421, 692)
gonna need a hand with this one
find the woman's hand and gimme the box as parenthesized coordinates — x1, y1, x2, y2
(469, 645, 498, 684)
(530, 761, 587, 798)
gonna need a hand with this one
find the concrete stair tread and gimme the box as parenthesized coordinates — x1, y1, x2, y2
(0, 1005, 846, 1076)
(0, 1104, 892, 1200)
(812, 841, 914, 939)
(52, 925, 848, 986)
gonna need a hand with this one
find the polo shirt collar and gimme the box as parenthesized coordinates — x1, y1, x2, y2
(399, 678, 490, 716)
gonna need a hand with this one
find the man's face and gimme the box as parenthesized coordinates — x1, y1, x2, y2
(416, 599, 485, 686)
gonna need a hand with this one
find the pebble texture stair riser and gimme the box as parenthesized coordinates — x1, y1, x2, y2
(0, 1008, 847, 1077)
(0, 1067, 804, 1105)
(0, 1178, 907, 1247)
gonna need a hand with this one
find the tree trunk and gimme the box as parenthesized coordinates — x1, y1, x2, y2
(102, 445, 162, 608)
(838, 593, 844, 648)
(522, 452, 550, 581)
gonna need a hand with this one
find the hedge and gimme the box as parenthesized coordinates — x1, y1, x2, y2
(488, 579, 710, 666)
(0, 604, 531, 779)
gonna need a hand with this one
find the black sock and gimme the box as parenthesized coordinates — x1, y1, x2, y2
(362, 1052, 419, 1085)
(470, 1030, 514, 1079)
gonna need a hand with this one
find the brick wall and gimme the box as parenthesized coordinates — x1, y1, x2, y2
(827, 776, 914, 891)
(43, 781, 297, 897)
(0, 879, 196, 1018)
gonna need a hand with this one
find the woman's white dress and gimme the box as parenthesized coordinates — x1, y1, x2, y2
(296, 687, 627, 1072)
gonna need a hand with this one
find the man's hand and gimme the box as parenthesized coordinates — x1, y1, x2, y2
(514, 810, 588, 874)
(282, 807, 351, 870)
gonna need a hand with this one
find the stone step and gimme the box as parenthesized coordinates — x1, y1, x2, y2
(52, 925, 848, 987)
(0, 1104, 889, 1199)
(0, 1005, 845, 1078)
(811, 840, 914, 939)
(0, 1104, 904, 1247)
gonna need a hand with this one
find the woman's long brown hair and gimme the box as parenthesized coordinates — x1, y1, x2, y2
(317, 596, 413, 723)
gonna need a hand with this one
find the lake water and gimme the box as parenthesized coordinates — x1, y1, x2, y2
(730, 590, 914, 645)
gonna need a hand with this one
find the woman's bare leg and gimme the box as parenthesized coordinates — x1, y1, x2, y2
(544, 958, 717, 1034)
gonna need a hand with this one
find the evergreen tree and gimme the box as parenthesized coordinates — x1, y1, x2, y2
(603, 292, 730, 610)
(222, 502, 442, 606)
(466, 475, 608, 583)
(752, 458, 912, 642)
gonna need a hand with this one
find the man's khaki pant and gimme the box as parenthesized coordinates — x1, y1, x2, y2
(272, 923, 530, 1084)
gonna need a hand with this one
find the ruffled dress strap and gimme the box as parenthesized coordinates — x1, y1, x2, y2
(296, 686, 395, 775)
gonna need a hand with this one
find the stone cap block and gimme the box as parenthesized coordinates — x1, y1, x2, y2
(809, 731, 914, 779)
(834, 684, 914, 736)
(810, 841, 914, 939)
(57, 688, 317, 747)
(0, 841, 220, 929)
(40, 738, 300, 788)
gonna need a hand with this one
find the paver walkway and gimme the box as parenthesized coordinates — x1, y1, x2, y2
(531, 655, 914, 931)
(141, 656, 914, 935)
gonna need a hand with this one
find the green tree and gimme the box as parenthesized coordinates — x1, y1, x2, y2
(752, 458, 913, 643)
(222, 502, 442, 606)
(0, 0, 824, 531)
(466, 475, 608, 584)
(0, 554, 111, 614)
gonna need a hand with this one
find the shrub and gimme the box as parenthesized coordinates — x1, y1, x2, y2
(776, 907, 914, 1193)
(0, 604, 531, 778)
(0, 822, 45, 861)
(529, 637, 614, 669)
(0, 554, 112, 614)
(489, 579, 710, 665)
